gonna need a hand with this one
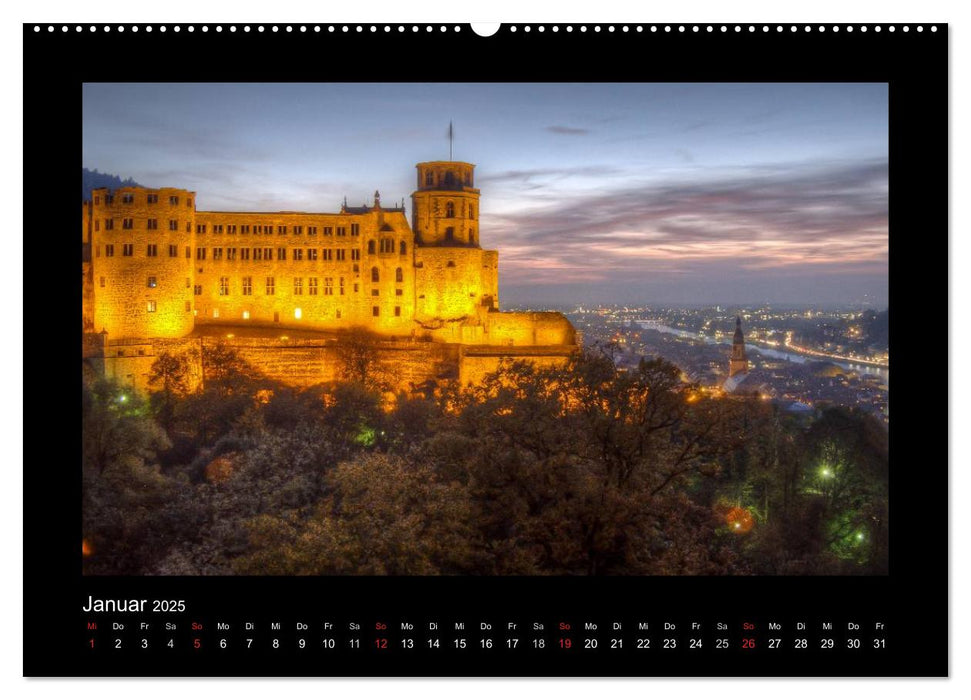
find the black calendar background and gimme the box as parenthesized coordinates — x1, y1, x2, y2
(22, 21, 946, 677)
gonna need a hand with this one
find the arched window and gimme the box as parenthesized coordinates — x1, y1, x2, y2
(371, 267, 380, 283)
(444, 171, 455, 187)
(399, 241, 407, 255)
(469, 204, 475, 219)
(445, 201, 455, 218)
(445, 227, 455, 242)
(395, 267, 403, 283)
(367, 240, 375, 254)
(425, 172, 434, 186)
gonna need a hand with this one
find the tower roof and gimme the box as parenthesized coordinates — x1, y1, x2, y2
(733, 316, 745, 344)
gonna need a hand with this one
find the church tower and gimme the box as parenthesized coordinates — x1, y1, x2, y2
(411, 161, 480, 247)
(729, 316, 749, 377)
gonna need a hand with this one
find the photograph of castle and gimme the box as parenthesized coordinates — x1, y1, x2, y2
(82, 84, 889, 576)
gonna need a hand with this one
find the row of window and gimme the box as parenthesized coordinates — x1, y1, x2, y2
(97, 218, 190, 233)
(197, 223, 360, 236)
(189, 270, 406, 296)
(441, 202, 475, 219)
(202, 305, 401, 320)
(94, 194, 193, 207)
(194, 247, 376, 262)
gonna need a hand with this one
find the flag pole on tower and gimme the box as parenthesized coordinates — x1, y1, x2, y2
(448, 120, 453, 161)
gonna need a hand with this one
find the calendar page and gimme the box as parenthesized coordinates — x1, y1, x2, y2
(23, 21, 946, 677)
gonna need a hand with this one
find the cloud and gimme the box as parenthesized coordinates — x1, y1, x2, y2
(545, 125, 590, 135)
(485, 159, 889, 289)
(477, 165, 622, 185)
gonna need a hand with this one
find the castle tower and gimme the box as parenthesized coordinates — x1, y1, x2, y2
(729, 316, 748, 377)
(87, 186, 196, 339)
(411, 161, 480, 246)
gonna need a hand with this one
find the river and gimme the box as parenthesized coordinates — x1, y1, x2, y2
(635, 321, 890, 385)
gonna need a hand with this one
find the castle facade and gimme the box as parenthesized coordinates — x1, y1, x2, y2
(82, 160, 577, 390)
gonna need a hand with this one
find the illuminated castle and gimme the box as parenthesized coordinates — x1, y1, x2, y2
(81, 160, 578, 390)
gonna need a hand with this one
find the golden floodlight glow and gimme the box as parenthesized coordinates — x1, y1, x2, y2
(294, 308, 302, 319)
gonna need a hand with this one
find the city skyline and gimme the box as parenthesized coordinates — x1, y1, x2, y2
(83, 82, 888, 306)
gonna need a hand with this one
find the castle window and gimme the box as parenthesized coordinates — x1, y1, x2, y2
(218, 277, 229, 296)
(367, 240, 376, 254)
(323, 249, 333, 261)
(351, 249, 361, 261)
(147, 194, 158, 204)
(308, 226, 317, 236)
(94, 196, 100, 205)
(371, 289, 379, 296)
(147, 276, 157, 288)
(242, 277, 252, 295)
(371, 267, 380, 283)
(354, 283, 359, 293)
(241, 225, 250, 234)
(278, 225, 287, 235)
(293, 226, 303, 235)
(294, 308, 302, 320)
(227, 225, 237, 234)
(336, 226, 346, 237)
(323, 226, 333, 236)
(265, 277, 275, 295)
(212, 248, 223, 261)
(186, 278, 190, 288)
(122, 244, 133, 257)
(146, 300, 156, 313)
(277, 247, 287, 261)
(324, 278, 334, 296)
(186, 301, 191, 312)
(372, 306, 380, 317)
(213, 309, 219, 318)
(169, 244, 178, 257)
(186, 222, 192, 233)
(308, 278, 318, 295)
(104, 218, 114, 231)
(308, 248, 318, 261)
(187, 198, 193, 208)
(147, 219, 158, 230)
(336, 249, 346, 261)
(395, 288, 403, 296)
(227, 247, 237, 261)
(444, 172, 455, 187)
(380, 238, 394, 253)
(445, 201, 455, 218)
(395, 306, 401, 317)
(242, 310, 250, 319)
(336, 309, 341, 319)
(94, 220, 100, 232)
(351, 224, 360, 236)
(146, 244, 158, 257)
(469, 205, 475, 218)
(185, 246, 191, 258)
(425, 172, 433, 186)
(353, 263, 359, 273)
(122, 218, 133, 229)
(264, 247, 274, 260)
(105, 195, 114, 205)
(469, 227, 476, 244)
(193, 285, 202, 295)
(240, 248, 250, 261)
(197, 224, 207, 234)
(293, 248, 303, 261)
(395, 267, 403, 283)
(196, 247, 206, 260)
(122, 194, 134, 204)
(99, 276, 105, 288)
(169, 196, 179, 205)
(253, 248, 263, 261)
(399, 241, 407, 255)
(339, 277, 345, 295)
(293, 277, 303, 295)
(169, 220, 178, 231)
(445, 227, 455, 242)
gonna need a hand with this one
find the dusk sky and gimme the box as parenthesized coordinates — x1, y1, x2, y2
(82, 83, 888, 307)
